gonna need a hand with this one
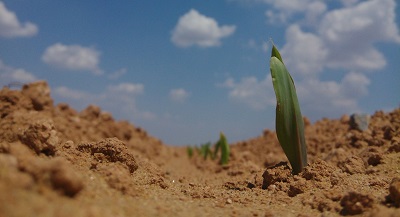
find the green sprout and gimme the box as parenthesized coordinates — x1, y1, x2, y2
(187, 146, 194, 158)
(200, 142, 212, 160)
(214, 132, 230, 165)
(270, 44, 308, 175)
(186, 133, 230, 165)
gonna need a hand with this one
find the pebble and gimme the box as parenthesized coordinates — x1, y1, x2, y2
(349, 113, 370, 131)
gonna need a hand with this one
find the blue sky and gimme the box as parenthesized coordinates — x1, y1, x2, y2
(1, 0, 399, 145)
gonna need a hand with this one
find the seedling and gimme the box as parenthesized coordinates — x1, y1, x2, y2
(200, 142, 212, 160)
(187, 146, 194, 158)
(270, 44, 308, 175)
(213, 132, 229, 165)
(186, 133, 230, 165)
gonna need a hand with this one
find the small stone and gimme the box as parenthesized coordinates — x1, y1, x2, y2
(349, 114, 370, 131)
(226, 198, 233, 204)
(267, 184, 276, 191)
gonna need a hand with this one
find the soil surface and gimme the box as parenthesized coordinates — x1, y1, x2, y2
(1, 81, 399, 217)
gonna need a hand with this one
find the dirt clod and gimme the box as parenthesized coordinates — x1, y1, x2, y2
(49, 159, 84, 197)
(77, 138, 138, 173)
(338, 155, 366, 175)
(262, 161, 291, 189)
(19, 119, 59, 155)
(388, 178, 400, 207)
(340, 192, 374, 215)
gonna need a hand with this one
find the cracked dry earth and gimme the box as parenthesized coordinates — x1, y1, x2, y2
(0, 81, 399, 217)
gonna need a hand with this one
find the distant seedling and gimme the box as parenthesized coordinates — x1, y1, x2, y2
(270, 44, 308, 175)
(199, 142, 212, 160)
(186, 132, 230, 165)
(213, 132, 230, 165)
(187, 146, 194, 158)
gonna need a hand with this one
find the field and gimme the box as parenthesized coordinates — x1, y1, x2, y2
(1, 81, 399, 216)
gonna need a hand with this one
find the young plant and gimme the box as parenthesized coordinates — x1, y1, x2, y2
(187, 146, 194, 158)
(199, 142, 212, 160)
(270, 45, 308, 175)
(213, 132, 230, 165)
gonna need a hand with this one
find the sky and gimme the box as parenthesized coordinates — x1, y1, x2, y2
(0, 0, 399, 145)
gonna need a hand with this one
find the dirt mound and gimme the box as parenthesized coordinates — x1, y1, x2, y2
(1, 81, 399, 216)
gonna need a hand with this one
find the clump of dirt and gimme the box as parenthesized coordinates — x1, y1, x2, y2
(1, 81, 399, 216)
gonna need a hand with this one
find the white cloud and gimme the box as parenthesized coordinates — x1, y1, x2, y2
(262, 41, 270, 52)
(243, 39, 270, 52)
(171, 9, 236, 47)
(264, 0, 326, 24)
(264, 0, 400, 71)
(245, 39, 257, 49)
(280, 24, 328, 77)
(303, 1, 327, 26)
(221, 75, 275, 110)
(0, 59, 37, 84)
(42, 43, 103, 75)
(341, 0, 360, 7)
(0, 2, 38, 38)
(54, 86, 90, 100)
(223, 0, 398, 118)
(169, 88, 190, 102)
(340, 71, 370, 98)
(54, 82, 154, 121)
(264, 0, 313, 13)
(108, 68, 127, 80)
(297, 72, 370, 117)
(263, 0, 399, 116)
(107, 83, 143, 95)
(319, 0, 400, 70)
(271, 0, 400, 74)
(221, 71, 370, 118)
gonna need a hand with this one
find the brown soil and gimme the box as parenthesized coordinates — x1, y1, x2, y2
(1, 81, 399, 217)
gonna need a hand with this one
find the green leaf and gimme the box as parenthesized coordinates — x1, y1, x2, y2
(187, 146, 194, 158)
(214, 132, 230, 165)
(271, 45, 283, 63)
(270, 45, 308, 174)
(200, 142, 212, 160)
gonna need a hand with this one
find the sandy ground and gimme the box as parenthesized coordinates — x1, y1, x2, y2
(0, 81, 399, 217)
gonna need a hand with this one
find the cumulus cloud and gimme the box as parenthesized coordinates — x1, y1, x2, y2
(221, 75, 275, 110)
(108, 68, 127, 80)
(264, 0, 326, 24)
(281, 24, 328, 77)
(225, 0, 399, 117)
(107, 82, 144, 95)
(318, 0, 400, 70)
(171, 9, 236, 47)
(54, 82, 155, 120)
(0, 59, 37, 85)
(221, 71, 371, 116)
(272, 0, 398, 115)
(54, 86, 91, 100)
(169, 88, 190, 102)
(297, 72, 370, 117)
(340, 0, 360, 7)
(275, 0, 400, 73)
(42, 43, 103, 75)
(0, 2, 38, 38)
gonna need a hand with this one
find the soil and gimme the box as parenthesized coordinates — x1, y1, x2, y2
(1, 81, 399, 217)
